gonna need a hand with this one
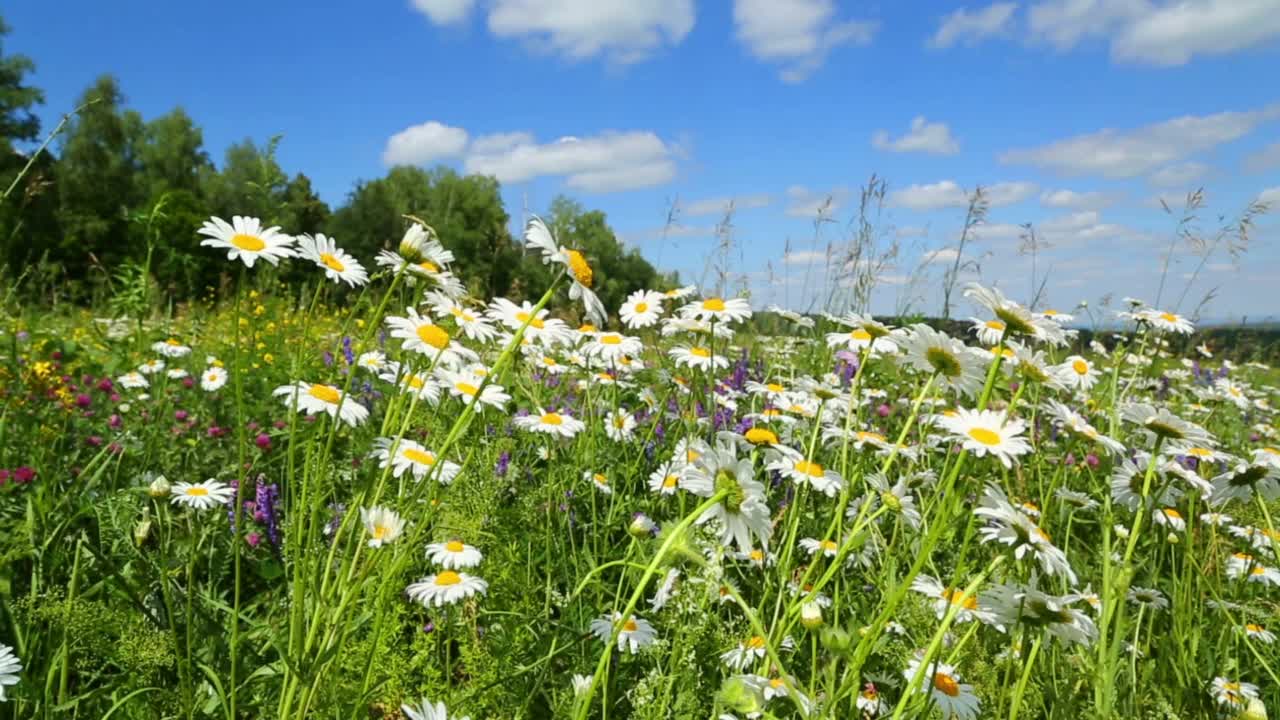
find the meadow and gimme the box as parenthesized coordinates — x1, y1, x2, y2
(0, 215, 1277, 720)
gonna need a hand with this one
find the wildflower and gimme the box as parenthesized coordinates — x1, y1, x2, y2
(487, 298, 574, 347)
(273, 382, 369, 427)
(406, 571, 488, 607)
(767, 452, 845, 497)
(937, 408, 1032, 468)
(361, 506, 404, 548)
(0, 643, 21, 702)
(827, 316, 899, 355)
(692, 445, 772, 552)
(198, 215, 296, 267)
(1054, 355, 1101, 392)
(426, 540, 483, 569)
(1138, 308, 1195, 334)
(295, 233, 368, 286)
(514, 408, 587, 438)
(386, 308, 477, 367)
(524, 217, 606, 324)
(137, 358, 166, 375)
(1153, 507, 1186, 532)
(585, 471, 612, 494)
(439, 369, 510, 410)
(1121, 402, 1214, 449)
(898, 324, 985, 397)
(401, 697, 471, 720)
(118, 371, 149, 390)
(1211, 462, 1280, 505)
(668, 344, 730, 371)
(903, 655, 980, 720)
(170, 479, 235, 511)
(620, 289, 665, 329)
(677, 295, 753, 326)
(604, 409, 637, 441)
(856, 682, 889, 717)
(1244, 623, 1276, 644)
(585, 332, 643, 363)
(1210, 677, 1260, 711)
(981, 582, 1098, 646)
(1126, 586, 1169, 611)
(370, 438, 461, 484)
(910, 574, 997, 624)
(721, 635, 768, 671)
(589, 612, 657, 654)
(964, 282, 1065, 345)
(152, 338, 192, 358)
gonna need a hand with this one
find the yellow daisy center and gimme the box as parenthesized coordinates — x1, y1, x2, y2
(515, 311, 545, 330)
(943, 588, 978, 610)
(1160, 312, 1177, 323)
(185, 487, 209, 497)
(416, 323, 450, 350)
(455, 382, 478, 397)
(1071, 358, 1088, 375)
(445, 540, 465, 552)
(622, 618, 638, 633)
(933, 673, 961, 697)
(851, 329, 872, 341)
(319, 252, 345, 272)
(766, 383, 784, 392)
(165, 338, 182, 346)
(968, 427, 1001, 446)
(690, 346, 712, 358)
(746, 635, 766, 649)
(749, 549, 764, 562)
(435, 570, 462, 586)
(795, 460, 825, 478)
(662, 474, 679, 488)
(821, 540, 838, 553)
(593, 473, 608, 485)
(371, 524, 389, 539)
(403, 448, 436, 466)
(985, 320, 1005, 331)
(1246, 623, 1263, 633)
(541, 412, 564, 426)
(745, 427, 778, 445)
(702, 298, 726, 312)
(566, 249, 593, 287)
(601, 334, 622, 345)
(634, 302, 649, 313)
(418, 260, 439, 273)
(231, 233, 265, 252)
(308, 384, 341, 404)
(1163, 508, 1182, 520)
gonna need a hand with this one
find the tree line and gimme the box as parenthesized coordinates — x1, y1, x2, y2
(0, 16, 669, 311)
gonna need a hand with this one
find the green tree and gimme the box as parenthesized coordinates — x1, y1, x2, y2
(55, 75, 141, 284)
(0, 14, 56, 272)
(137, 107, 210, 198)
(280, 172, 329, 236)
(202, 136, 289, 224)
(0, 15, 42, 152)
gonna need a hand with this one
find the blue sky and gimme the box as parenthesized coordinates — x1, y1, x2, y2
(8, 0, 1280, 321)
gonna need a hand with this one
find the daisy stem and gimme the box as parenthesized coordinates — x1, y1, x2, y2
(1008, 631, 1044, 720)
(889, 555, 1004, 720)
(229, 265, 248, 720)
(574, 490, 728, 720)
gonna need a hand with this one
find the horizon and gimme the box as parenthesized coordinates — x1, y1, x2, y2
(7, 0, 1279, 320)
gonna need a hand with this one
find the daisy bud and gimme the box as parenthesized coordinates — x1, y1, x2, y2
(148, 475, 171, 498)
(716, 676, 764, 716)
(133, 518, 152, 547)
(1166, 532, 1179, 545)
(398, 223, 437, 263)
(1236, 699, 1268, 720)
(628, 513, 657, 539)
(820, 626, 853, 657)
(800, 601, 824, 630)
(879, 489, 902, 512)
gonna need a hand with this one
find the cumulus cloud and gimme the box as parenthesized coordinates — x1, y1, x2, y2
(465, 130, 678, 192)
(999, 104, 1280, 178)
(732, 0, 878, 82)
(784, 185, 850, 217)
(411, 0, 695, 63)
(871, 116, 960, 155)
(929, 2, 1018, 48)
(382, 121, 679, 193)
(1028, 0, 1280, 66)
(410, 0, 476, 24)
(889, 180, 1036, 211)
(1039, 188, 1122, 210)
(1260, 187, 1280, 205)
(382, 121, 470, 166)
(681, 193, 774, 217)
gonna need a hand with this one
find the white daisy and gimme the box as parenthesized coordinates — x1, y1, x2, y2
(200, 366, 228, 392)
(0, 643, 21, 702)
(589, 612, 657, 654)
(692, 445, 773, 552)
(137, 358, 166, 375)
(585, 332, 643, 364)
(514, 408, 587, 438)
(438, 369, 510, 410)
(370, 438, 461, 484)
(678, 296, 753, 324)
(361, 506, 404, 548)
(767, 453, 845, 497)
(273, 381, 369, 427)
(668, 344, 730, 371)
(903, 656, 980, 720)
(720, 635, 768, 671)
(406, 571, 488, 607)
(295, 233, 368, 287)
(152, 338, 192, 358)
(1138, 308, 1195, 334)
(1210, 677, 1259, 711)
(936, 407, 1032, 468)
(524, 217, 606, 324)
(197, 214, 296, 268)
(605, 409, 637, 441)
(425, 540, 483, 569)
(897, 324, 986, 397)
(620, 289, 665, 329)
(386, 307, 477, 367)
(170, 479, 235, 511)
(1053, 355, 1100, 392)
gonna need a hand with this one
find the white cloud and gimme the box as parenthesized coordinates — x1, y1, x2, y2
(923, 247, 959, 264)
(1259, 187, 1280, 205)
(382, 121, 470, 166)
(412, 0, 695, 63)
(465, 130, 677, 192)
(681, 193, 774, 217)
(785, 185, 850, 217)
(1147, 161, 1209, 188)
(1039, 188, 1122, 210)
(871, 116, 960, 155)
(896, 225, 930, 239)
(1000, 104, 1280, 178)
(1028, 0, 1280, 66)
(782, 249, 828, 265)
(1244, 141, 1280, 173)
(732, 0, 878, 82)
(410, 0, 476, 24)
(888, 180, 1036, 211)
(929, 2, 1018, 48)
